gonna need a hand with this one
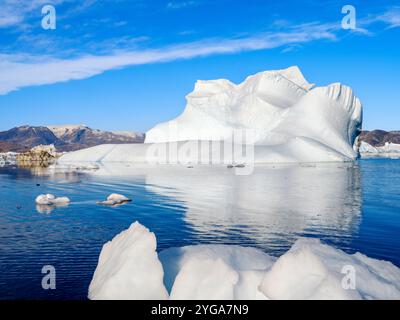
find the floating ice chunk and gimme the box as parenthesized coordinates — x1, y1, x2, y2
(97, 193, 132, 206)
(35, 194, 53, 205)
(88, 222, 169, 300)
(46, 194, 55, 200)
(51, 197, 71, 205)
(35, 194, 70, 206)
(107, 193, 131, 202)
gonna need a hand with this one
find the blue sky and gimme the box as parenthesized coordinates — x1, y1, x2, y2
(0, 0, 399, 132)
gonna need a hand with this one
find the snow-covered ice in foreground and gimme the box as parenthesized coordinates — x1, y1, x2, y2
(60, 66, 362, 164)
(88, 222, 168, 300)
(35, 194, 70, 205)
(160, 245, 274, 300)
(89, 222, 400, 300)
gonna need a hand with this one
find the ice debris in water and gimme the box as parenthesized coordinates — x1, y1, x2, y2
(97, 193, 132, 206)
(35, 194, 70, 206)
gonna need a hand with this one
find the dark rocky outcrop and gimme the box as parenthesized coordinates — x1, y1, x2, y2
(358, 130, 400, 147)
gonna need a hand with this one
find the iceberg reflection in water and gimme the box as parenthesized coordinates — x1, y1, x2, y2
(71, 161, 362, 255)
(144, 163, 362, 253)
(4, 159, 400, 300)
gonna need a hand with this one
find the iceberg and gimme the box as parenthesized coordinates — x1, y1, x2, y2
(360, 141, 400, 158)
(60, 66, 362, 164)
(89, 222, 400, 300)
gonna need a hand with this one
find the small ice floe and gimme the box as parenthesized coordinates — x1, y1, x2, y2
(97, 193, 132, 206)
(35, 194, 71, 205)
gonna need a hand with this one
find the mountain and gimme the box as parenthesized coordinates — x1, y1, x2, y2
(0, 126, 65, 152)
(0, 141, 20, 153)
(0, 125, 145, 152)
(47, 125, 145, 151)
(358, 130, 400, 147)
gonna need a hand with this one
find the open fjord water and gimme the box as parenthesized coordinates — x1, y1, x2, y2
(0, 159, 399, 300)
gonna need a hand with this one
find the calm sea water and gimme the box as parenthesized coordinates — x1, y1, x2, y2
(0, 159, 399, 300)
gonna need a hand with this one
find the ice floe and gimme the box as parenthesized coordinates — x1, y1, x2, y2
(97, 193, 132, 206)
(35, 194, 70, 206)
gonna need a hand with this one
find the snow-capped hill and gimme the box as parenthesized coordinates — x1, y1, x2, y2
(145, 66, 362, 161)
(112, 130, 145, 140)
(0, 125, 64, 152)
(47, 125, 88, 139)
(47, 125, 145, 151)
(0, 125, 145, 153)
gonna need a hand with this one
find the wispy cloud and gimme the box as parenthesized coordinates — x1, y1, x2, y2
(0, 0, 96, 29)
(358, 6, 400, 30)
(0, 7, 398, 95)
(0, 22, 339, 95)
(376, 7, 400, 28)
(166, 1, 199, 10)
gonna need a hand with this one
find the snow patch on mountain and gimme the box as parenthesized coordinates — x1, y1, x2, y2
(47, 125, 88, 139)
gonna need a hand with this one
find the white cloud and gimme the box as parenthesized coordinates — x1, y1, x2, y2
(0, 0, 96, 28)
(0, 22, 338, 95)
(358, 7, 400, 29)
(167, 1, 198, 10)
(0, 6, 398, 95)
(377, 7, 400, 28)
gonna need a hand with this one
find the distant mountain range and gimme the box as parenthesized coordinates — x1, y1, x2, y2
(0, 125, 145, 152)
(0, 125, 399, 154)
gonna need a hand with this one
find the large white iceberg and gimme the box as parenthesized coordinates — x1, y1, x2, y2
(146, 66, 362, 159)
(89, 222, 400, 300)
(60, 66, 362, 164)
